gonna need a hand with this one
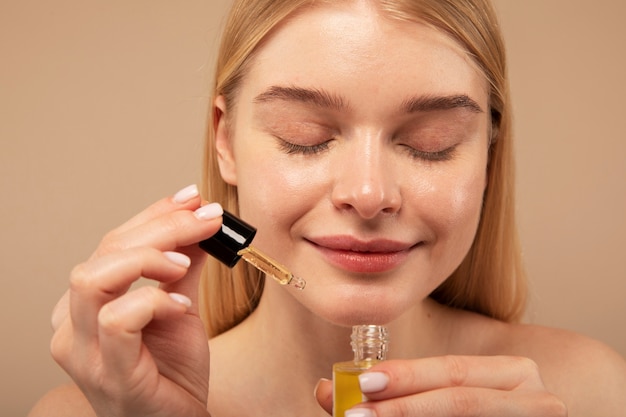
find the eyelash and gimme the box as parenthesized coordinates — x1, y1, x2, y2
(278, 139, 331, 155)
(277, 138, 456, 162)
(403, 145, 457, 162)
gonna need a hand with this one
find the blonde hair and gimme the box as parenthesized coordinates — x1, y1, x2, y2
(200, 0, 526, 338)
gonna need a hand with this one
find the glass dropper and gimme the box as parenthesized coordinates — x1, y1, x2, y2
(238, 246, 306, 290)
(199, 210, 306, 290)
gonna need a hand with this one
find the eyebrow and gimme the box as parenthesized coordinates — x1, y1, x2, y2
(254, 86, 347, 111)
(254, 85, 483, 114)
(401, 94, 484, 114)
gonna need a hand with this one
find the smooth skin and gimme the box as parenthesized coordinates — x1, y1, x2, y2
(30, 1, 626, 416)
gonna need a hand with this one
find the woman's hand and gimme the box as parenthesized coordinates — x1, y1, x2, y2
(315, 355, 568, 416)
(50, 185, 222, 417)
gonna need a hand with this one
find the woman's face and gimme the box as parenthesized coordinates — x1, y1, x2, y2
(215, 1, 490, 325)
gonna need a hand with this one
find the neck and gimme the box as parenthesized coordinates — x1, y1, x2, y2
(242, 280, 450, 373)
(208, 280, 454, 416)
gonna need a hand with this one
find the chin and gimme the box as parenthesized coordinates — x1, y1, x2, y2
(323, 310, 399, 327)
(311, 287, 416, 327)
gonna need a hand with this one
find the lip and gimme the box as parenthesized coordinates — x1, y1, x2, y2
(307, 235, 417, 273)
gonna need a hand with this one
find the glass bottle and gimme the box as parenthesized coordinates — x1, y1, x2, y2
(332, 325, 389, 417)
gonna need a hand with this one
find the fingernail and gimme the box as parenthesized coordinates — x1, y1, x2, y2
(359, 372, 389, 393)
(173, 184, 199, 204)
(169, 293, 192, 308)
(164, 251, 191, 268)
(194, 202, 223, 220)
(313, 377, 330, 398)
(345, 409, 375, 417)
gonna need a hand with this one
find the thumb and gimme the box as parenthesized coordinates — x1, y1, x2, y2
(314, 378, 333, 415)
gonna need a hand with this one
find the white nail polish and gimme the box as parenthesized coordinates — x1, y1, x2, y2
(345, 409, 375, 417)
(164, 251, 191, 268)
(359, 372, 389, 393)
(169, 293, 192, 308)
(173, 184, 199, 204)
(194, 202, 223, 220)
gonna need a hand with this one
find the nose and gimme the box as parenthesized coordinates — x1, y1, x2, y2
(330, 137, 401, 219)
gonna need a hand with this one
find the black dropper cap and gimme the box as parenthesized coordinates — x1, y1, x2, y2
(199, 210, 257, 267)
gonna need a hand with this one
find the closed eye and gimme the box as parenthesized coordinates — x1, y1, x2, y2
(277, 138, 332, 155)
(402, 144, 457, 162)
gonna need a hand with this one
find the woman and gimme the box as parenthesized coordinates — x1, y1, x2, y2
(30, 0, 626, 416)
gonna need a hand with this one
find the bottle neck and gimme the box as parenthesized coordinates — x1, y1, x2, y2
(351, 325, 389, 362)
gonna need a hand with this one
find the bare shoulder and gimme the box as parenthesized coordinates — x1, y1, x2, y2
(489, 320, 626, 416)
(28, 383, 96, 417)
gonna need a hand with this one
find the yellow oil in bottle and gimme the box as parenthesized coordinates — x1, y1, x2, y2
(332, 325, 388, 417)
(333, 359, 379, 417)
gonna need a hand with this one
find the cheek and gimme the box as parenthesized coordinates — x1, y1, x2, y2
(422, 165, 486, 252)
(234, 145, 331, 228)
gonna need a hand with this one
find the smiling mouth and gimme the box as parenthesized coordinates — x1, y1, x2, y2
(307, 237, 419, 274)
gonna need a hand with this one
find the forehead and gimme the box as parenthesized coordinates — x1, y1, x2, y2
(239, 1, 488, 109)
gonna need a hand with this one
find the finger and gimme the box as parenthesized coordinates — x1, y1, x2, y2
(110, 184, 203, 236)
(50, 314, 77, 373)
(51, 290, 70, 331)
(92, 202, 223, 259)
(69, 248, 192, 342)
(159, 245, 208, 315)
(359, 356, 544, 400)
(97, 286, 192, 380)
(314, 378, 333, 415)
(350, 386, 565, 417)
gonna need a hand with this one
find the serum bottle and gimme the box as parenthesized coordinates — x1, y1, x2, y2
(333, 325, 389, 417)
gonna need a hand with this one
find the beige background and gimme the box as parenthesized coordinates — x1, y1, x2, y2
(1, 1, 624, 414)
